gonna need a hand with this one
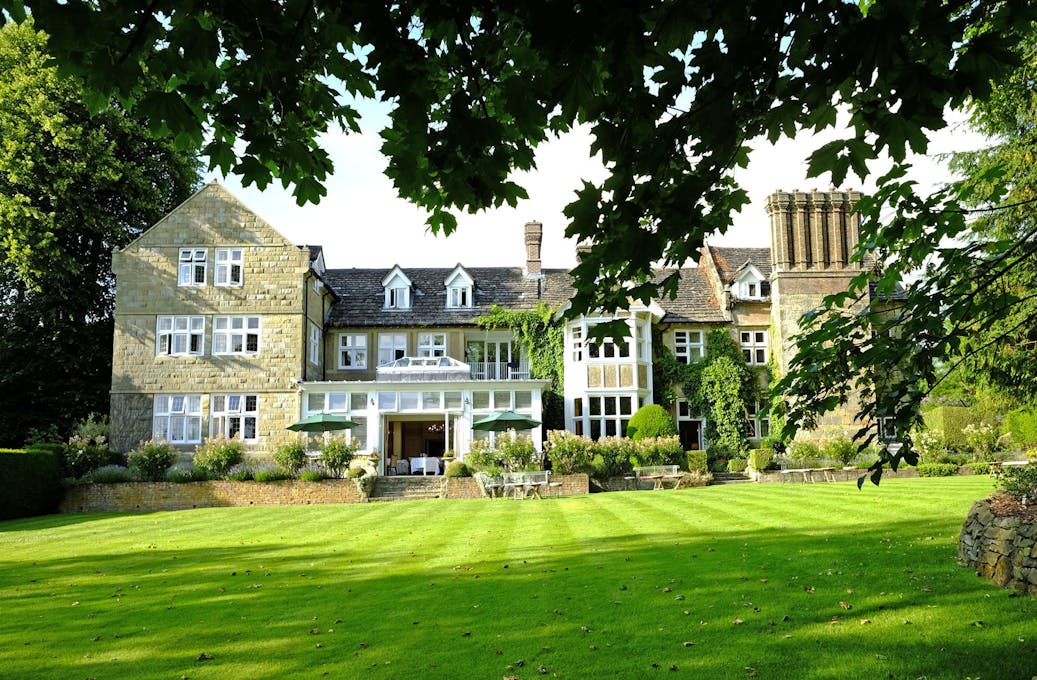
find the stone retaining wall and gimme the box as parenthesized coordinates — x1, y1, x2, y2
(747, 467, 921, 483)
(60, 474, 591, 513)
(957, 498, 1037, 595)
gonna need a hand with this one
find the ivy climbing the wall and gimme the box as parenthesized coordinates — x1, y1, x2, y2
(475, 303, 565, 430)
(652, 328, 767, 455)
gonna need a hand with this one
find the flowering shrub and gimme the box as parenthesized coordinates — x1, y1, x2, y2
(997, 464, 1037, 504)
(320, 436, 359, 477)
(88, 465, 134, 483)
(226, 463, 255, 481)
(128, 439, 178, 481)
(193, 436, 244, 478)
(545, 430, 593, 475)
(963, 423, 1009, 462)
(273, 442, 308, 476)
(498, 435, 537, 471)
(166, 463, 208, 483)
(821, 437, 858, 467)
(913, 427, 949, 463)
(465, 439, 503, 474)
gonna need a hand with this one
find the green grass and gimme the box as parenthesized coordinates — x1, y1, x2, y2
(1, 477, 1032, 679)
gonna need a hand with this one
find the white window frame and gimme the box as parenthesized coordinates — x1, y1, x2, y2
(377, 333, 407, 366)
(673, 330, 705, 364)
(386, 286, 410, 310)
(746, 400, 770, 439)
(338, 333, 368, 369)
(153, 394, 202, 443)
(740, 330, 769, 366)
(309, 323, 321, 366)
(212, 316, 260, 355)
(178, 249, 207, 287)
(417, 332, 447, 357)
(211, 394, 259, 441)
(570, 325, 584, 362)
(156, 316, 205, 356)
(447, 285, 472, 308)
(214, 247, 243, 287)
(579, 394, 637, 440)
(879, 416, 898, 442)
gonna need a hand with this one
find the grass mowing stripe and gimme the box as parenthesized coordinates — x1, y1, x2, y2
(0, 477, 1032, 679)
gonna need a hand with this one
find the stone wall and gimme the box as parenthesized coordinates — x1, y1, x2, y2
(61, 480, 363, 513)
(957, 498, 1037, 595)
(59, 474, 591, 513)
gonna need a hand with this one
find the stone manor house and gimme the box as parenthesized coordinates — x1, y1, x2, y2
(109, 183, 868, 472)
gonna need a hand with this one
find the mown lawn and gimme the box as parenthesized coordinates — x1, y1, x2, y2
(0, 477, 1032, 679)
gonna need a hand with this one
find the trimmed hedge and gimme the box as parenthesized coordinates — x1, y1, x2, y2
(916, 463, 959, 477)
(923, 406, 975, 451)
(0, 447, 63, 520)
(626, 404, 677, 440)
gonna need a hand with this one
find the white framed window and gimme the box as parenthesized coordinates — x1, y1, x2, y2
(417, 332, 447, 357)
(587, 336, 631, 359)
(212, 316, 259, 354)
(211, 394, 258, 441)
(673, 330, 705, 364)
(747, 400, 770, 439)
(338, 334, 367, 369)
(178, 249, 207, 286)
(157, 316, 204, 356)
(214, 248, 243, 286)
(580, 394, 637, 440)
(309, 323, 321, 366)
(740, 330, 768, 365)
(571, 325, 584, 362)
(879, 416, 898, 442)
(386, 286, 410, 309)
(447, 285, 471, 308)
(153, 394, 202, 443)
(377, 333, 407, 366)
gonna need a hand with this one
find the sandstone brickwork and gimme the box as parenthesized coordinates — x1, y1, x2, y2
(109, 183, 322, 452)
(958, 498, 1037, 596)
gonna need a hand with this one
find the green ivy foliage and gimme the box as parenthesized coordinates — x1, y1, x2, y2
(652, 329, 764, 455)
(476, 303, 564, 429)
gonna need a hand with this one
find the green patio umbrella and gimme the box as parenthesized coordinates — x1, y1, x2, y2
(286, 412, 359, 432)
(471, 410, 541, 431)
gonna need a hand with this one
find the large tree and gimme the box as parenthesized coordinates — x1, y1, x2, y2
(0, 21, 199, 446)
(3, 2, 1036, 462)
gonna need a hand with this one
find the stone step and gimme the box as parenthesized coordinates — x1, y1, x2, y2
(369, 477, 447, 501)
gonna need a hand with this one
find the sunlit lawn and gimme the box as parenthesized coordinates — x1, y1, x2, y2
(1, 476, 1032, 679)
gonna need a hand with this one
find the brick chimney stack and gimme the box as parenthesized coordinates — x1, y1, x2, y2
(524, 220, 543, 278)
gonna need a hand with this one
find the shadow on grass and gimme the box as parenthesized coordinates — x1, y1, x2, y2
(0, 502, 1032, 679)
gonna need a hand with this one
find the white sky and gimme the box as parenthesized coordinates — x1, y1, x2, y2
(205, 110, 985, 271)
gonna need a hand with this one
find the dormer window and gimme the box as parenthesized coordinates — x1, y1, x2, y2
(381, 266, 413, 310)
(444, 264, 474, 309)
(732, 263, 768, 300)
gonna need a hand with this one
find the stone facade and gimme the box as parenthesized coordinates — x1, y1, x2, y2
(110, 183, 333, 452)
(958, 498, 1037, 596)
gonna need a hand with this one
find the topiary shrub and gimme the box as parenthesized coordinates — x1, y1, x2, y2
(923, 406, 975, 452)
(1002, 408, 1037, 450)
(727, 457, 747, 473)
(128, 438, 178, 482)
(916, 463, 959, 477)
(193, 436, 244, 478)
(273, 442, 308, 476)
(320, 436, 358, 477)
(444, 460, 471, 477)
(686, 450, 708, 473)
(0, 447, 62, 519)
(626, 404, 678, 440)
(748, 448, 773, 471)
(545, 430, 592, 475)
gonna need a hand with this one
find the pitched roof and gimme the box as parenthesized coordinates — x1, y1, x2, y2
(324, 267, 573, 327)
(652, 268, 728, 324)
(707, 246, 773, 283)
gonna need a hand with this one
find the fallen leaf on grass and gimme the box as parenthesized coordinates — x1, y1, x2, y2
(803, 586, 815, 594)
(860, 619, 871, 625)
(732, 618, 744, 625)
(839, 601, 852, 610)
(196, 653, 213, 661)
